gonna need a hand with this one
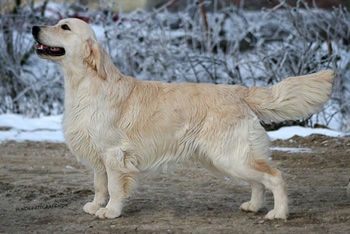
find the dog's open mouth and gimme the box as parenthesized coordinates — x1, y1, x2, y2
(35, 43, 65, 57)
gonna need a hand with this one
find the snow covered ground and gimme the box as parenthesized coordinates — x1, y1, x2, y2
(0, 114, 64, 143)
(0, 114, 343, 143)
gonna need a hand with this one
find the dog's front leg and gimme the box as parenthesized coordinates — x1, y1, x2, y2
(95, 147, 138, 219)
(83, 170, 108, 215)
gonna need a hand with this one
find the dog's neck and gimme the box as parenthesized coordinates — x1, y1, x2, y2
(61, 61, 84, 83)
(60, 58, 135, 109)
(59, 56, 119, 88)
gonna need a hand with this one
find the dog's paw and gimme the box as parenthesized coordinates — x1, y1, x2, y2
(265, 209, 288, 220)
(239, 201, 259, 213)
(95, 207, 121, 219)
(83, 202, 102, 215)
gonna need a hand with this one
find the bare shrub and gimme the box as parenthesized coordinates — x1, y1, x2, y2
(0, 0, 349, 131)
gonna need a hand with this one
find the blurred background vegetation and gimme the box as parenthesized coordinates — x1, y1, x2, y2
(0, 0, 349, 131)
(2, 0, 350, 12)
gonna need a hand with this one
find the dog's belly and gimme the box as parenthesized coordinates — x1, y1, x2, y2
(135, 142, 202, 171)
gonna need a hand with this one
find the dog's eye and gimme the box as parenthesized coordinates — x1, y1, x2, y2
(61, 24, 71, 31)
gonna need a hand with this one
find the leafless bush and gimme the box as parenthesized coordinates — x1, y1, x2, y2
(103, 1, 349, 130)
(0, 0, 349, 131)
(0, 0, 63, 116)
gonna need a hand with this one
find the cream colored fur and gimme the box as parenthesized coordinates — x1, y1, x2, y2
(33, 18, 334, 220)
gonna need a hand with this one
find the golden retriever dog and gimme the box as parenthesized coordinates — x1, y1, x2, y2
(32, 18, 334, 220)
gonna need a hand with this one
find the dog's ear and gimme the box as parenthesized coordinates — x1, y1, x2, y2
(85, 39, 107, 80)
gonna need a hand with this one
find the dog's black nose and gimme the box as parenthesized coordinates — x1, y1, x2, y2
(32, 26, 40, 37)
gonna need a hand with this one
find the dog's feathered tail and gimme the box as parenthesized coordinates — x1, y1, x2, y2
(245, 70, 334, 123)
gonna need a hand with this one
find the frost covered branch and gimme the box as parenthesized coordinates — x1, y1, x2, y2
(0, 0, 349, 131)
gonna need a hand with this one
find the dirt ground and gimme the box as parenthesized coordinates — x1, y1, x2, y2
(1, 134, 350, 234)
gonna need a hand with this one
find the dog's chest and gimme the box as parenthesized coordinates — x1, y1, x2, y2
(62, 102, 118, 163)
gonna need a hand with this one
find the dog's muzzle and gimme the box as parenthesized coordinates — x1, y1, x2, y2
(32, 26, 66, 57)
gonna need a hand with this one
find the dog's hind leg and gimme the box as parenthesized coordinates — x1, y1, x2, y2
(244, 160, 288, 220)
(220, 158, 288, 220)
(239, 181, 265, 213)
(83, 170, 108, 215)
(241, 119, 288, 219)
(204, 144, 288, 219)
(261, 169, 288, 220)
(95, 147, 139, 219)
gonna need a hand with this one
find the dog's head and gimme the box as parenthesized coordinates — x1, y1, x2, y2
(32, 18, 110, 79)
